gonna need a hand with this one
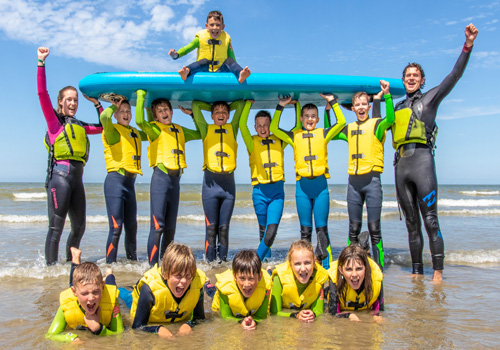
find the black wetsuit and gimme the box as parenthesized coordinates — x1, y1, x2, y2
(393, 45, 472, 274)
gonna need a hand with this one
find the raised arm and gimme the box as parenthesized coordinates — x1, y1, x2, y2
(270, 96, 295, 146)
(37, 47, 61, 137)
(100, 105, 120, 145)
(239, 100, 254, 153)
(191, 100, 211, 139)
(320, 94, 346, 142)
(135, 90, 160, 141)
(374, 80, 395, 141)
(169, 36, 200, 60)
(229, 100, 245, 137)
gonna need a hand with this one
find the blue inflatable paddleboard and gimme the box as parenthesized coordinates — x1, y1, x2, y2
(79, 72, 405, 109)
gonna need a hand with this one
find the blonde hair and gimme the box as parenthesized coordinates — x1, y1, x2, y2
(72, 262, 103, 287)
(287, 240, 315, 265)
(352, 91, 370, 105)
(56, 86, 78, 114)
(160, 243, 197, 280)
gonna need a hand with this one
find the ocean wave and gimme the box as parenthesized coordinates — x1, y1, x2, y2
(460, 190, 500, 196)
(446, 249, 500, 264)
(439, 199, 500, 207)
(12, 192, 47, 201)
(439, 209, 500, 216)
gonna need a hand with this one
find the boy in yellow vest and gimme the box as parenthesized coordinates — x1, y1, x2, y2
(211, 250, 272, 330)
(169, 10, 251, 83)
(325, 80, 394, 270)
(129, 243, 207, 338)
(46, 247, 123, 343)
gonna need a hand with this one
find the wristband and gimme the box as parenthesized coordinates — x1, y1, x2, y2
(90, 323, 103, 335)
(94, 103, 102, 109)
(38, 59, 45, 66)
(276, 104, 284, 111)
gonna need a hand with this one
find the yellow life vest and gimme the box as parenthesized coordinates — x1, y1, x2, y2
(45, 117, 89, 164)
(102, 124, 142, 174)
(196, 30, 231, 72)
(130, 265, 206, 323)
(327, 258, 383, 311)
(211, 269, 272, 317)
(273, 261, 328, 309)
(147, 122, 187, 170)
(347, 119, 385, 175)
(249, 135, 284, 185)
(292, 128, 330, 180)
(392, 107, 428, 149)
(59, 284, 118, 329)
(203, 124, 237, 173)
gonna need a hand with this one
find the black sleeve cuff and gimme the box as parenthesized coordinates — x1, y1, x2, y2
(91, 323, 104, 335)
(276, 104, 284, 111)
(290, 312, 299, 318)
(335, 312, 351, 319)
(328, 99, 338, 107)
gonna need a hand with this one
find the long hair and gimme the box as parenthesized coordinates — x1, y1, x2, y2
(335, 245, 372, 307)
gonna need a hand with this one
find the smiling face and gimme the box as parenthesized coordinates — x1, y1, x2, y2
(211, 104, 230, 126)
(300, 107, 319, 131)
(403, 67, 425, 94)
(153, 103, 173, 125)
(290, 248, 314, 284)
(59, 89, 78, 117)
(254, 116, 271, 138)
(166, 271, 193, 298)
(234, 271, 262, 298)
(71, 282, 103, 315)
(339, 258, 366, 291)
(206, 17, 224, 39)
(114, 102, 132, 126)
(351, 95, 371, 122)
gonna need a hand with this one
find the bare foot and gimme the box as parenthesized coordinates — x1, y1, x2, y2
(178, 66, 190, 81)
(432, 270, 443, 282)
(70, 247, 82, 265)
(410, 273, 424, 279)
(104, 267, 113, 280)
(238, 66, 251, 83)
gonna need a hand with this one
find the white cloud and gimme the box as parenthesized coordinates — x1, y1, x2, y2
(437, 106, 500, 120)
(0, 0, 207, 70)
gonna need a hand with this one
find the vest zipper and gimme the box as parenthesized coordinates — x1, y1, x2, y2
(266, 137, 272, 182)
(219, 126, 224, 172)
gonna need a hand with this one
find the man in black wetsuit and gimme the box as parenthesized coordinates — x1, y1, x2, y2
(392, 23, 478, 281)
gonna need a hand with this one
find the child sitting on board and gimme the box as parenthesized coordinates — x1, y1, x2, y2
(169, 10, 251, 83)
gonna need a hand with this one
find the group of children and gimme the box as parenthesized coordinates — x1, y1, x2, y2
(38, 9, 479, 343)
(47, 240, 383, 342)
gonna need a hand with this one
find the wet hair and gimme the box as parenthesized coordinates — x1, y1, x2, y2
(151, 98, 172, 120)
(207, 10, 224, 24)
(211, 101, 230, 114)
(335, 245, 373, 307)
(232, 250, 262, 276)
(254, 110, 271, 123)
(352, 91, 370, 105)
(301, 103, 318, 116)
(402, 62, 426, 89)
(160, 243, 197, 280)
(72, 262, 103, 288)
(287, 240, 315, 265)
(56, 86, 78, 114)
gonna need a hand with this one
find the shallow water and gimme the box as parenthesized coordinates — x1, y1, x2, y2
(1, 183, 499, 349)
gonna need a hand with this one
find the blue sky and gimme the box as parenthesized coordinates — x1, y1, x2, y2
(0, 0, 498, 184)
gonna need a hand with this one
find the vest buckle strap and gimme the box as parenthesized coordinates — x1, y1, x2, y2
(132, 155, 141, 160)
(351, 130, 364, 136)
(215, 151, 230, 158)
(302, 133, 315, 138)
(215, 128, 227, 134)
(169, 126, 180, 133)
(261, 139, 275, 145)
(351, 153, 365, 160)
(251, 177, 258, 182)
(263, 162, 277, 169)
(304, 155, 317, 161)
(171, 149, 184, 155)
(207, 39, 222, 45)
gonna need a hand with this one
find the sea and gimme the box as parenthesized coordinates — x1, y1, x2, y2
(0, 182, 499, 349)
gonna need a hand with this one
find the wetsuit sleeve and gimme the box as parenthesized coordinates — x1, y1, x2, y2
(37, 66, 61, 137)
(284, 102, 302, 149)
(227, 37, 236, 61)
(239, 101, 254, 153)
(325, 107, 347, 141)
(372, 98, 381, 119)
(135, 90, 160, 142)
(218, 293, 240, 321)
(181, 125, 202, 142)
(138, 130, 148, 141)
(270, 274, 293, 317)
(131, 284, 163, 334)
(252, 292, 270, 322)
(310, 288, 324, 317)
(374, 93, 395, 141)
(191, 101, 211, 140)
(327, 282, 338, 315)
(230, 100, 245, 138)
(146, 108, 154, 123)
(191, 289, 205, 322)
(270, 106, 294, 146)
(176, 37, 200, 59)
(421, 46, 472, 127)
(325, 101, 347, 142)
(98, 300, 124, 336)
(100, 106, 120, 145)
(45, 307, 78, 343)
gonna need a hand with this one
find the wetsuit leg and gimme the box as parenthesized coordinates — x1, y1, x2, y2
(296, 178, 313, 230)
(347, 175, 364, 245)
(217, 57, 243, 78)
(396, 146, 444, 273)
(310, 177, 332, 268)
(216, 172, 235, 261)
(104, 172, 124, 264)
(364, 174, 384, 270)
(185, 58, 210, 76)
(122, 175, 138, 261)
(65, 162, 86, 262)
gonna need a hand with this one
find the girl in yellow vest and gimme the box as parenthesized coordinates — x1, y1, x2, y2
(211, 250, 272, 330)
(191, 99, 245, 262)
(135, 90, 201, 267)
(100, 98, 148, 264)
(127, 243, 207, 338)
(46, 247, 123, 343)
(326, 80, 394, 270)
(327, 244, 383, 322)
(270, 240, 328, 322)
(168, 10, 250, 83)
(270, 95, 346, 269)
